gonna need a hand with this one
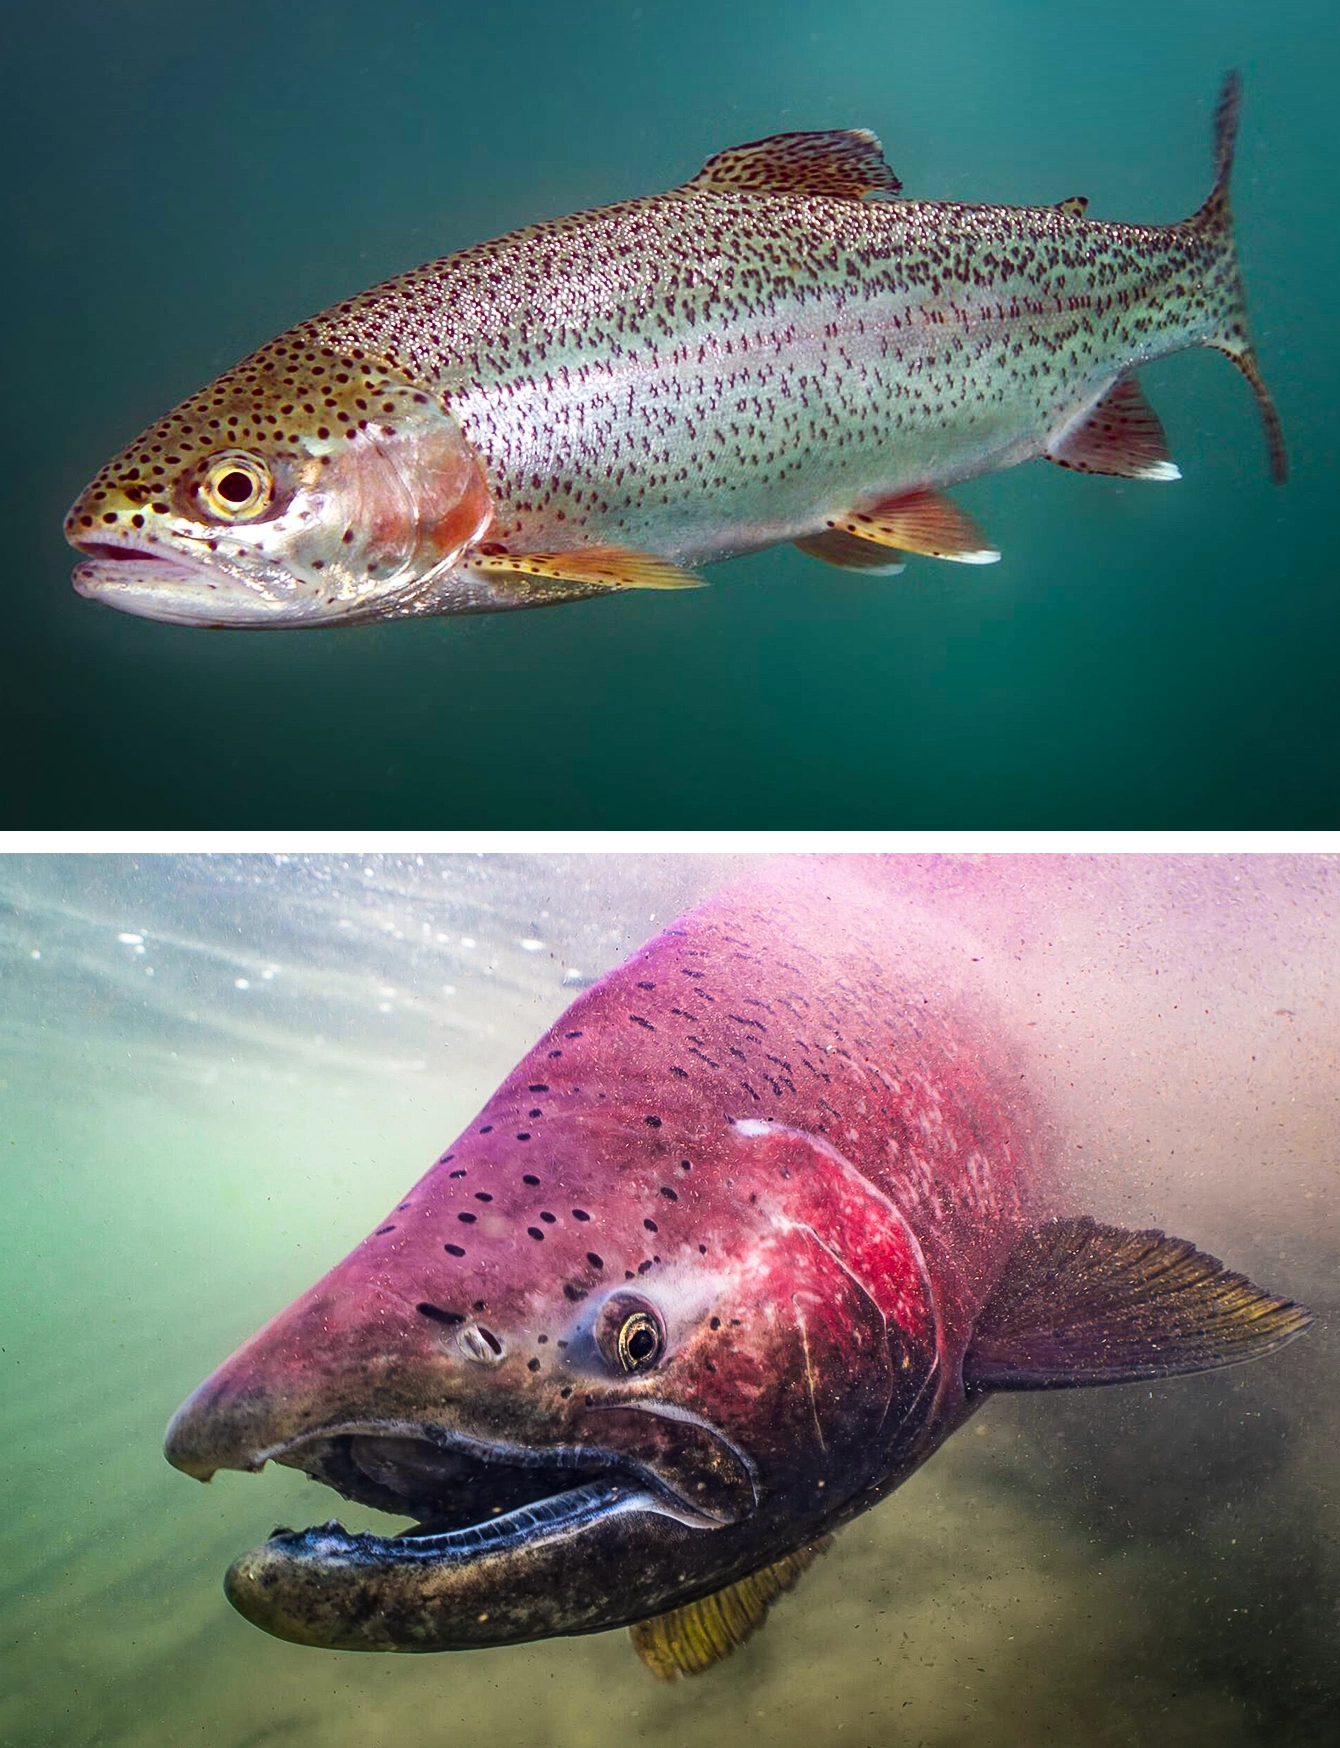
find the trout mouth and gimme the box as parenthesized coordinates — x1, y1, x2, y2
(68, 536, 296, 627)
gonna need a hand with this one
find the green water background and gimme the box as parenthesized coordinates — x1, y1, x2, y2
(4, 0, 1338, 826)
(2, 853, 1336, 1747)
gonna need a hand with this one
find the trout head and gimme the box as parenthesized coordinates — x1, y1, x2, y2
(164, 1094, 941, 1653)
(65, 338, 493, 626)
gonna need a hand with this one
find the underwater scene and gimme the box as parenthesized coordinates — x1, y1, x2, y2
(8, 0, 1340, 826)
(2, 853, 1336, 1746)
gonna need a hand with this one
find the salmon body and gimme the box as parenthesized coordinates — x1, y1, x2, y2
(68, 77, 1282, 627)
(164, 862, 1308, 1674)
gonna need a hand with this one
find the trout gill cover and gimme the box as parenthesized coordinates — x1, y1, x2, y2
(165, 861, 1310, 1677)
(68, 76, 1282, 628)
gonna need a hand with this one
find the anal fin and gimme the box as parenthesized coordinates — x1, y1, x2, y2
(1046, 376, 1181, 480)
(816, 487, 999, 565)
(629, 1539, 831, 1679)
(963, 1216, 1312, 1391)
(470, 546, 704, 593)
(793, 528, 906, 574)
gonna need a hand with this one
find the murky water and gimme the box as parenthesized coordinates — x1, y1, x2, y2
(2, 854, 1335, 1746)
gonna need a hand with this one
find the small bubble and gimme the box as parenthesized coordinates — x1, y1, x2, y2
(234, 978, 250, 990)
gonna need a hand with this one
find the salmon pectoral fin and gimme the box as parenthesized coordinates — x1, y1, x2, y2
(1045, 376, 1181, 480)
(684, 129, 900, 201)
(963, 1216, 1313, 1391)
(628, 1539, 832, 1679)
(814, 488, 999, 565)
(793, 529, 906, 575)
(469, 547, 705, 592)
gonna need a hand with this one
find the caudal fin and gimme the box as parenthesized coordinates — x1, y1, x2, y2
(1191, 71, 1287, 483)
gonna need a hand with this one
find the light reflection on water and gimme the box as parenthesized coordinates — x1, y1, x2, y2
(1, 854, 1334, 1748)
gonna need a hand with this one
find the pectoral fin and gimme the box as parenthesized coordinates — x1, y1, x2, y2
(629, 1540, 831, 1679)
(963, 1216, 1312, 1391)
(813, 488, 999, 565)
(1046, 376, 1180, 479)
(470, 546, 705, 593)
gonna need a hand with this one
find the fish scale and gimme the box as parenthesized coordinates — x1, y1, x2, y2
(65, 73, 1283, 627)
(321, 195, 1224, 557)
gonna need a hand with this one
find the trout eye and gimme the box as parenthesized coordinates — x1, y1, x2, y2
(198, 451, 274, 522)
(616, 1310, 663, 1373)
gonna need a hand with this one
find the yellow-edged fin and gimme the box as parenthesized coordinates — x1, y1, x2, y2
(1052, 195, 1089, 217)
(793, 528, 906, 574)
(629, 1539, 832, 1679)
(821, 488, 999, 564)
(470, 547, 705, 592)
(684, 130, 900, 200)
(963, 1216, 1313, 1390)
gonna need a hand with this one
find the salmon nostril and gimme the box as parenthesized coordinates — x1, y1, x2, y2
(457, 1323, 505, 1365)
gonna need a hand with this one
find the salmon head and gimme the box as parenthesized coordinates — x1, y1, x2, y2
(64, 336, 494, 626)
(163, 972, 959, 1657)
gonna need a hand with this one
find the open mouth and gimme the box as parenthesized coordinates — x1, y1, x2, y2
(251, 1425, 700, 1566)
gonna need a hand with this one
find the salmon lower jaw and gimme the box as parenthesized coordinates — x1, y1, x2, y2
(221, 1475, 684, 1654)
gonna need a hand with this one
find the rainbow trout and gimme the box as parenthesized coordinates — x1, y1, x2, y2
(164, 861, 1309, 1676)
(66, 75, 1282, 628)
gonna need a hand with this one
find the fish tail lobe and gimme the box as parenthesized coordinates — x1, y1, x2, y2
(1188, 70, 1287, 484)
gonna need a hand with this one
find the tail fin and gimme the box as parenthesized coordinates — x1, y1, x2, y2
(1192, 71, 1287, 483)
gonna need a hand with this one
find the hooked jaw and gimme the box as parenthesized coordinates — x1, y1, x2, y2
(162, 1296, 755, 1652)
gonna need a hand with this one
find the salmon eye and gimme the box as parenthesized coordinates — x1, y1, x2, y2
(198, 452, 273, 522)
(616, 1309, 663, 1373)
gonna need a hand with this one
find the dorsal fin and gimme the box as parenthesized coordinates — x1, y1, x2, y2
(1051, 195, 1089, 217)
(629, 1539, 832, 1678)
(684, 130, 900, 200)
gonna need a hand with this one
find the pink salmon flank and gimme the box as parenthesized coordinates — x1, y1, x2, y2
(66, 73, 1284, 628)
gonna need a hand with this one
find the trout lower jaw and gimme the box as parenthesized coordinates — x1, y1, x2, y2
(68, 535, 433, 628)
(217, 1426, 728, 1653)
(69, 540, 312, 627)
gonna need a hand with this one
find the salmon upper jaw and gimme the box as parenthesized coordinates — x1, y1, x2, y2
(201, 1420, 730, 1539)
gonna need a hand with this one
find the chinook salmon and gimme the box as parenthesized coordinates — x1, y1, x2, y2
(165, 861, 1310, 1676)
(67, 75, 1282, 629)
